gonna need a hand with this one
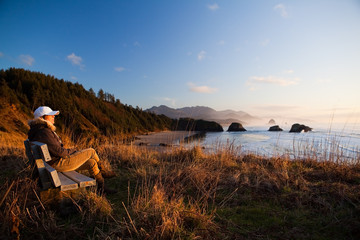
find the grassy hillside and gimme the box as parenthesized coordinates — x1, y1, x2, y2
(0, 68, 165, 145)
(0, 68, 223, 146)
(0, 68, 173, 137)
(1, 140, 360, 239)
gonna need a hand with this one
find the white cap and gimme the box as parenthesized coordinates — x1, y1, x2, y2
(34, 106, 60, 119)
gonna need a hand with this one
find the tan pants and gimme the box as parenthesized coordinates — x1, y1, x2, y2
(51, 148, 100, 176)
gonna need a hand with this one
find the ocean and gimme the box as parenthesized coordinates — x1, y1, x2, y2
(184, 123, 360, 163)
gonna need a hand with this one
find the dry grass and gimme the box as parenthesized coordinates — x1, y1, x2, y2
(1, 134, 360, 239)
(124, 183, 218, 239)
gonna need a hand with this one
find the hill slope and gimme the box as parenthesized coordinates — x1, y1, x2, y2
(0, 68, 173, 141)
(0, 68, 223, 144)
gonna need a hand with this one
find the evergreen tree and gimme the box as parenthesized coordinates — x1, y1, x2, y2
(97, 89, 105, 101)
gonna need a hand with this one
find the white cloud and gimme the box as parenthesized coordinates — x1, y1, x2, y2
(19, 54, 35, 66)
(218, 40, 225, 45)
(67, 53, 84, 69)
(198, 50, 206, 61)
(208, 3, 219, 11)
(70, 76, 78, 80)
(0, 52, 4, 57)
(114, 67, 125, 72)
(274, 4, 288, 18)
(188, 82, 218, 94)
(247, 75, 299, 89)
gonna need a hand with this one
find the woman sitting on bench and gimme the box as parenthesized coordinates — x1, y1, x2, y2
(28, 106, 117, 194)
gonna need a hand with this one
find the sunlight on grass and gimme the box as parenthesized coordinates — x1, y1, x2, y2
(1, 133, 360, 239)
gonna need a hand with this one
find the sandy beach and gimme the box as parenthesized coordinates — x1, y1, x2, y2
(133, 131, 199, 147)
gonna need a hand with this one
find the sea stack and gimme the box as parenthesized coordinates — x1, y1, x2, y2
(268, 119, 276, 125)
(268, 125, 283, 131)
(227, 122, 246, 132)
(289, 123, 312, 133)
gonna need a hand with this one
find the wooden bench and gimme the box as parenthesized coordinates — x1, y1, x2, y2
(24, 140, 96, 192)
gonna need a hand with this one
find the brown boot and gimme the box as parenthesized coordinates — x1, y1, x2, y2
(94, 173, 117, 195)
(98, 161, 117, 179)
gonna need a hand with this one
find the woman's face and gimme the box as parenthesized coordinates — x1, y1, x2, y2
(44, 115, 55, 124)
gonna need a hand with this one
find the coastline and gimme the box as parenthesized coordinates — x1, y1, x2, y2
(133, 131, 199, 147)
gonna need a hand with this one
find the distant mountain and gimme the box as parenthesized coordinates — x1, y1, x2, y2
(146, 105, 259, 125)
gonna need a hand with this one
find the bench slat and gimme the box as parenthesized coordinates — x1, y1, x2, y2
(44, 162, 61, 187)
(35, 159, 52, 190)
(62, 171, 96, 188)
(58, 173, 79, 191)
(31, 145, 41, 160)
(31, 141, 52, 162)
(24, 140, 34, 165)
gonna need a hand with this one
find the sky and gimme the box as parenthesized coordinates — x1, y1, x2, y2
(1, 0, 360, 124)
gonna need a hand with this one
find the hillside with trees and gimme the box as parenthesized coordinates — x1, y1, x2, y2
(173, 118, 223, 132)
(0, 68, 222, 142)
(0, 68, 172, 139)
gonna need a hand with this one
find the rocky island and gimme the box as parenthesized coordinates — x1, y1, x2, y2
(289, 123, 312, 133)
(268, 125, 283, 131)
(227, 122, 247, 132)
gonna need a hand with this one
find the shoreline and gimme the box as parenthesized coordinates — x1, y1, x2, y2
(133, 131, 199, 147)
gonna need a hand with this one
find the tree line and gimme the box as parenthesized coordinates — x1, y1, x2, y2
(0, 68, 172, 138)
(0, 68, 223, 139)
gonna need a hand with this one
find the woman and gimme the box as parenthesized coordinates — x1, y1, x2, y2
(28, 106, 117, 194)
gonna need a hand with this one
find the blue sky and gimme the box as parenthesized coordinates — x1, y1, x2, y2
(1, 0, 360, 124)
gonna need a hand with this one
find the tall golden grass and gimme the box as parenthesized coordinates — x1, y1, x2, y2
(1, 131, 360, 239)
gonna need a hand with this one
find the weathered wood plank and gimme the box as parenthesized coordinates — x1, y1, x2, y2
(62, 171, 96, 188)
(58, 173, 79, 191)
(35, 159, 52, 190)
(44, 162, 61, 187)
(31, 145, 41, 160)
(31, 141, 52, 162)
(24, 140, 34, 165)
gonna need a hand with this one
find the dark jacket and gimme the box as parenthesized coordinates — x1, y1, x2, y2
(28, 118, 76, 160)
